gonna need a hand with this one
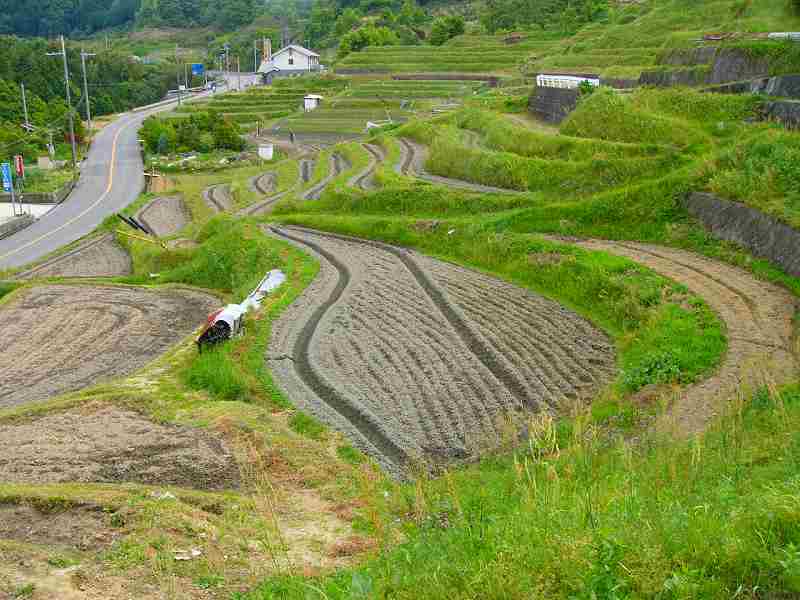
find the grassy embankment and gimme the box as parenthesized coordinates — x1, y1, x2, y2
(0, 162, 380, 597)
(241, 76, 800, 597)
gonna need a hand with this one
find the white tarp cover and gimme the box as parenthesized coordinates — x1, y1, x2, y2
(240, 269, 287, 312)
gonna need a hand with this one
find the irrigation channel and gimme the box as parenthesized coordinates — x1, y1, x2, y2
(266, 226, 616, 478)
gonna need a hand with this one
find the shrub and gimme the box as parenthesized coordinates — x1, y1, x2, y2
(429, 15, 465, 46)
(338, 26, 400, 58)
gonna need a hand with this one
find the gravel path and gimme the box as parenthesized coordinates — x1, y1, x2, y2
(396, 137, 519, 195)
(0, 285, 219, 409)
(572, 239, 798, 435)
(349, 143, 385, 191)
(0, 404, 239, 489)
(266, 226, 615, 476)
(13, 234, 131, 280)
(136, 195, 189, 237)
(303, 154, 352, 201)
(203, 184, 232, 213)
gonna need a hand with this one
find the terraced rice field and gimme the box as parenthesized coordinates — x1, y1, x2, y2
(337, 35, 559, 74)
(283, 80, 482, 135)
(396, 137, 520, 194)
(0, 285, 218, 408)
(303, 154, 351, 200)
(14, 233, 131, 279)
(349, 143, 385, 190)
(171, 78, 349, 127)
(266, 226, 616, 477)
(203, 184, 232, 213)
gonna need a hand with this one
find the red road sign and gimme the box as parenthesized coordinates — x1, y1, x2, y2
(13, 155, 24, 178)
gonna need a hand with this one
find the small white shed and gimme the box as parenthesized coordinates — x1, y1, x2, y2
(304, 94, 323, 112)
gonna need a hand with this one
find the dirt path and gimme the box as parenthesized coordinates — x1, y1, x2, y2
(0, 285, 218, 409)
(302, 154, 351, 201)
(202, 184, 232, 213)
(266, 226, 615, 477)
(396, 137, 519, 195)
(14, 233, 131, 280)
(349, 143, 385, 191)
(136, 196, 189, 237)
(572, 239, 798, 435)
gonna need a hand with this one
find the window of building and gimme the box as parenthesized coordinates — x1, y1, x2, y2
(288, 57, 294, 65)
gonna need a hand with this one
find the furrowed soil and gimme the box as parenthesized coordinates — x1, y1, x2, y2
(267, 226, 616, 477)
(14, 234, 131, 280)
(0, 404, 239, 489)
(571, 239, 798, 435)
(136, 196, 190, 237)
(0, 285, 219, 409)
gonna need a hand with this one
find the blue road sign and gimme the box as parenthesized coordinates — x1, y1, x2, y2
(1, 163, 12, 193)
(191, 63, 205, 76)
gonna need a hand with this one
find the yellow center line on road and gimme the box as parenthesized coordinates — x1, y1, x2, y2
(0, 114, 136, 263)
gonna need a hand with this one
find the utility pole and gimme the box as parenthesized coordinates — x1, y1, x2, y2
(253, 39, 258, 72)
(237, 56, 241, 90)
(175, 44, 182, 106)
(20, 83, 29, 128)
(80, 48, 96, 136)
(47, 35, 77, 170)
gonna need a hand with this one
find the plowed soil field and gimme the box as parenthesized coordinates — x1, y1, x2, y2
(14, 234, 131, 279)
(136, 195, 189, 236)
(0, 285, 218, 408)
(0, 404, 239, 489)
(267, 226, 615, 476)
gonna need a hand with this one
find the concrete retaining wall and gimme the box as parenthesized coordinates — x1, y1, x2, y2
(528, 86, 579, 124)
(0, 178, 76, 205)
(684, 192, 800, 277)
(0, 214, 34, 240)
(640, 47, 771, 88)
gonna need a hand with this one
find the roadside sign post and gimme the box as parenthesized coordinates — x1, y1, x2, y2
(2, 162, 17, 216)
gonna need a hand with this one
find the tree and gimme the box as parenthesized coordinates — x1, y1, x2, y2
(338, 25, 400, 58)
(429, 15, 464, 46)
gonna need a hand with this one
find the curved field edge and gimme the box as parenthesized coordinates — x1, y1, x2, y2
(269, 212, 726, 417)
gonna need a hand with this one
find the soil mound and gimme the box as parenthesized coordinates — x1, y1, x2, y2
(0, 405, 239, 489)
(0, 285, 218, 409)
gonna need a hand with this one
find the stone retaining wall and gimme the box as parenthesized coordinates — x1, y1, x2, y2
(684, 192, 800, 277)
(0, 214, 34, 240)
(528, 86, 579, 124)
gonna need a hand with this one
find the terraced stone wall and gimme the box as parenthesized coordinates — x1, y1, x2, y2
(528, 86, 579, 124)
(684, 192, 800, 277)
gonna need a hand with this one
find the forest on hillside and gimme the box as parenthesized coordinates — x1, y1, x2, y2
(0, 0, 609, 42)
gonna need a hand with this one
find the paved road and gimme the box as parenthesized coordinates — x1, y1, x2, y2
(0, 77, 243, 271)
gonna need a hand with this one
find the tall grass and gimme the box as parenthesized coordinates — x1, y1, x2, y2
(243, 384, 800, 599)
